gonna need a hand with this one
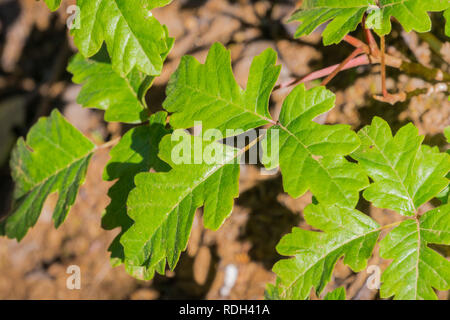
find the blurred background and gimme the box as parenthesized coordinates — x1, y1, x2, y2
(0, 0, 449, 299)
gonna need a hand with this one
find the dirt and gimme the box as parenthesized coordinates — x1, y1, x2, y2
(0, 0, 449, 300)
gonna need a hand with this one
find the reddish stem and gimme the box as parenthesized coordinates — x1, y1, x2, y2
(274, 55, 370, 90)
(343, 35, 369, 52)
(322, 48, 364, 86)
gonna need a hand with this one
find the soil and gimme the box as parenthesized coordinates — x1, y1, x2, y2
(0, 0, 448, 300)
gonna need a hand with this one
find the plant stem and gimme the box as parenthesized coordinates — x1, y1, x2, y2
(274, 55, 370, 90)
(322, 48, 364, 86)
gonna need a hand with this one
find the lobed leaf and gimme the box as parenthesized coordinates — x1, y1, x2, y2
(163, 42, 281, 138)
(289, 0, 372, 45)
(1, 110, 95, 240)
(352, 117, 450, 216)
(290, 0, 450, 45)
(369, 0, 450, 36)
(120, 131, 242, 277)
(269, 203, 380, 300)
(263, 84, 368, 208)
(380, 204, 450, 300)
(72, 0, 174, 76)
(68, 52, 153, 123)
(101, 112, 171, 278)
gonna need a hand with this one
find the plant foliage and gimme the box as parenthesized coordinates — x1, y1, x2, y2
(3, 0, 450, 301)
(290, 0, 450, 45)
(262, 84, 368, 208)
(1, 110, 95, 240)
(269, 118, 450, 300)
(163, 42, 281, 137)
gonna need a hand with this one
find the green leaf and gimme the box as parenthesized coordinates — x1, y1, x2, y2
(43, 0, 62, 11)
(1, 110, 95, 240)
(72, 0, 174, 76)
(120, 130, 242, 275)
(290, 0, 373, 45)
(437, 126, 450, 204)
(163, 42, 281, 138)
(263, 84, 368, 208)
(352, 117, 450, 216)
(369, 0, 450, 36)
(68, 52, 151, 123)
(270, 203, 380, 300)
(380, 204, 450, 300)
(324, 287, 346, 300)
(101, 112, 171, 279)
(290, 0, 450, 45)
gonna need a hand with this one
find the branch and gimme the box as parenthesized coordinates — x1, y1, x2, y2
(274, 55, 370, 90)
(321, 48, 365, 86)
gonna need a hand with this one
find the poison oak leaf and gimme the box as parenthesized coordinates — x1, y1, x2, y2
(262, 84, 368, 208)
(120, 131, 241, 275)
(68, 51, 160, 124)
(379, 204, 450, 300)
(290, 0, 450, 45)
(268, 204, 380, 300)
(101, 112, 171, 279)
(71, 0, 174, 76)
(352, 117, 450, 216)
(163, 42, 281, 138)
(369, 0, 450, 36)
(289, 0, 372, 45)
(0, 110, 95, 240)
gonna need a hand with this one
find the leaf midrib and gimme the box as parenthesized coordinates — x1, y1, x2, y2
(278, 122, 356, 207)
(280, 228, 380, 298)
(360, 129, 416, 212)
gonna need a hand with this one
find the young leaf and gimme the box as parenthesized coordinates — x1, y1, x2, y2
(263, 84, 368, 208)
(1, 110, 95, 240)
(101, 112, 171, 279)
(289, 0, 372, 45)
(68, 53, 152, 123)
(324, 287, 346, 300)
(43, 0, 62, 11)
(120, 131, 242, 274)
(269, 203, 380, 300)
(290, 1, 450, 45)
(379, 204, 450, 300)
(72, 0, 174, 76)
(369, 0, 450, 36)
(352, 117, 450, 216)
(163, 42, 281, 138)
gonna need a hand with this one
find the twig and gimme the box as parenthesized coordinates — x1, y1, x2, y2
(275, 32, 450, 93)
(274, 55, 371, 90)
(321, 48, 364, 86)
